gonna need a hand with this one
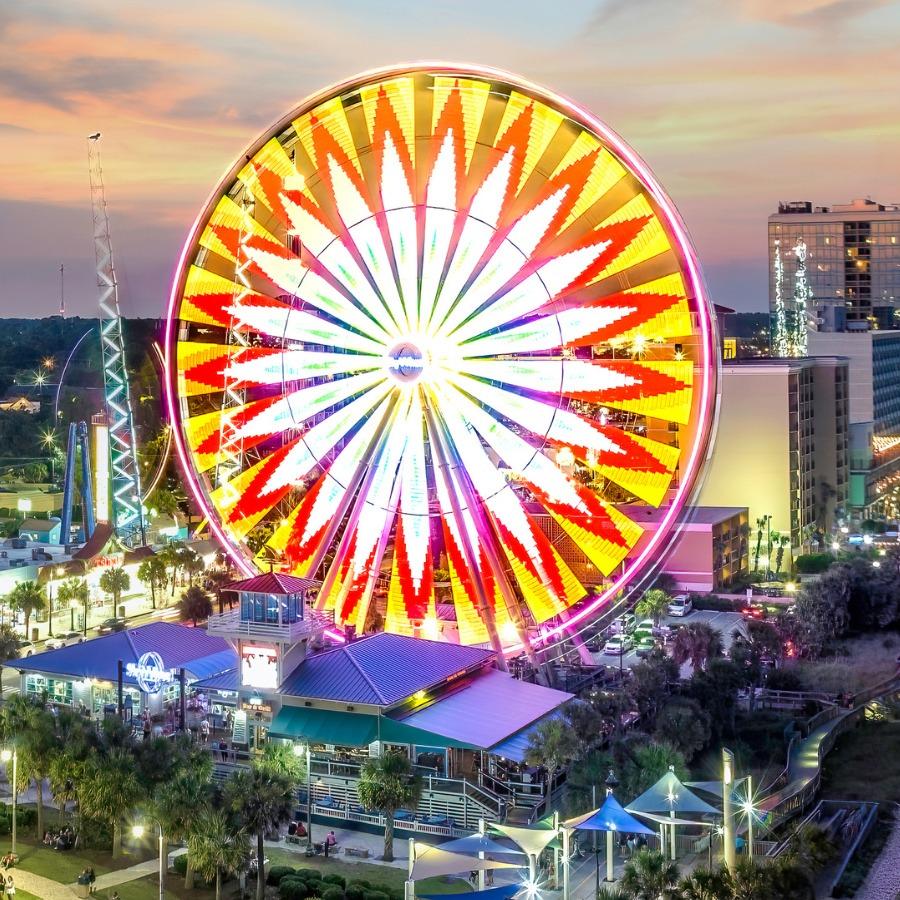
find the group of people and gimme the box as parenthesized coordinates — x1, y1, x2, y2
(42, 826, 76, 851)
(76, 867, 96, 892)
(0, 854, 14, 871)
(620, 833, 650, 856)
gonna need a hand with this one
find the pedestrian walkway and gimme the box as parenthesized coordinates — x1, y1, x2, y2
(855, 807, 900, 900)
(88, 848, 186, 892)
(2, 868, 77, 899)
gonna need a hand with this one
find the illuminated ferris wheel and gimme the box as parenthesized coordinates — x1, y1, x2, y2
(165, 65, 717, 651)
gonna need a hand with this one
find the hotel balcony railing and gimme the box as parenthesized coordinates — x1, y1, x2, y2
(206, 607, 333, 641)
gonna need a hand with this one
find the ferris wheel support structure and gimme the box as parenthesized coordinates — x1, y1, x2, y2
(87, 133, 145, 544)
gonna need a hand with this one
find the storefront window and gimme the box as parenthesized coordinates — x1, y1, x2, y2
(25, 675, 73, 706)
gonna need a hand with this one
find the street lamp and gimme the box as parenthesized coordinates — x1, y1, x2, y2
(294, 742, 312, 850)
(604, 770, 619, 883)
(1, 748, 17, 854)
(132, 820, 165, 900)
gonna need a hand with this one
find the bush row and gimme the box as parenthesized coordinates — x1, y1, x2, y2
(270, 867, 404, 900)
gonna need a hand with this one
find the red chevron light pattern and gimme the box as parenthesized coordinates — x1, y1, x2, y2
(166, 66, 716, 648)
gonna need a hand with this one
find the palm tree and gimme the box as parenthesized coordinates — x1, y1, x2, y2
(57, 578, 89, 635)
(0, 625, 20, 696)
(80, 747, 143, 857)
(99, 567, 130, 614)
(357, 751, 422, 862)
(636, 588, 671, 626)
(179, 585, 213, 626)
(783, 824, 836, 878)
(223, 765, 294, 900)
(753, 517, 767, 572)
(524, 717, 580, 803)
(137, 557, 167, 610)
(677, 867, 733, 899)
(6, 581, 47, 635)
(183, 551, 205, 586)
(775, 535, 791, 577)
(154, 768, 214, 889)
(672, 622, 724, 673)
(187, 808, 250, 900)
(157, 543, 181, 596)
(620, 849, 679, 900)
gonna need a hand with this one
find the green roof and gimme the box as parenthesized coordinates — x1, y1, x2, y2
(269, 705, 475, 749)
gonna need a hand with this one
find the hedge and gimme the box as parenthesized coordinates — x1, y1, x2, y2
(280, 877, 315, 900)
(268, 865, 298, 886)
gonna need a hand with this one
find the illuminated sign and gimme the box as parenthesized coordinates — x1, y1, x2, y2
(125, 651, 175, 694)
(17, 498, 32, 513)
(94, 423, 110, 523)
(241, 645, 278, 690)
(91, 552, 125, 571)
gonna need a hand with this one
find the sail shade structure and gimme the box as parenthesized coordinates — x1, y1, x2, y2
(626, 768, 719, 816)
(491, 822, 559, 857)
(410, 844, 523, 880)
(438, 834, 526, 857)
(564, 794, 655, 835)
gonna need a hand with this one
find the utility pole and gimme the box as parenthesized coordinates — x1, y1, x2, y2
(59, 263, 65, 317)
(722, 748, 736, 870)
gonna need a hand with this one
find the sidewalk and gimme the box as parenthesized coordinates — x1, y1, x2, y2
(3, 868, 77, 899)
(89, 848, 186, 892)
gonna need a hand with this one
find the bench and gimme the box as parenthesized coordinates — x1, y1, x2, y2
(286, 834, 302, 845)
(344, 846, 369, 858)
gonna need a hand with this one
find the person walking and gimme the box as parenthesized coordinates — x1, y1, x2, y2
(4, 875, 14, 899)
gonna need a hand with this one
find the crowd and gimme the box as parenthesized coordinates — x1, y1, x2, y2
(42, 826, 76, 851)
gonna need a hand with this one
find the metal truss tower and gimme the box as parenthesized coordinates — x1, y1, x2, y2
(87, 133, 145, 544)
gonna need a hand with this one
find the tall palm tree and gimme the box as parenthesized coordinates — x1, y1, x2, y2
(0, 625, 20, 696)
(775, 535, 791, 576)
(620, 849, 679, 900)
(57, 578, 89, 635)
(80, 747, 143, 857)
(635, 589, 671, 626)
(137, 557, 167, 610)
(223, 765, 294, 900)
(99, 567, 130, 613)
(524, 717, 580, 803)
(672, 622, 724, 673)
(357, 751, 422, 862)
(179, 586, 213, 626)
(187, 808, 250, 900)
(154, 768, 215, 889)
(753, 517, 767, 572)
(6, 581, 47, 635)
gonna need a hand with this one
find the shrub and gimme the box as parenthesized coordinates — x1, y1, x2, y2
(322, 874, 347, 889)
(345, 883, 367, 900)
(295, 868, 324, 882)
(280, 877, 314, 900)
(363, 891, 389, 900)
(173, 854, 188, 877)
(795, 553, 834, 574)
(322, 887, 345, 900)
(690, 593, 742, 612)
(268, 865, 298, 886)
(765, 669, 804, 692)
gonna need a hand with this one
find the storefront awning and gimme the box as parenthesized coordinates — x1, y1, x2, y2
(270, 706, 478, 749)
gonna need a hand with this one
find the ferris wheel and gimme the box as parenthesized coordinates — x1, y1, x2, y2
(165, 65, 717, 652)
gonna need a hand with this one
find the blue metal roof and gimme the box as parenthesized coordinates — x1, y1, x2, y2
(191, 668, 239, 692)
(279, 634, 495, 706)
(9, 622, 236, 685)
(488, 709, 566, 763)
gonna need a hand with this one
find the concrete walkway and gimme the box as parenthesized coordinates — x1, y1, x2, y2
(2, 868, 77, 898)
(87, 848, 186, 892)
(855, 808, 900, 900)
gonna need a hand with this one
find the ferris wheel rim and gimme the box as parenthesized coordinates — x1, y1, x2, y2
(163, 63, 720, 648)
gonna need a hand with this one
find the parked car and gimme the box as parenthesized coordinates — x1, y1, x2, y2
(635, 618, 658, 634)
(742, 602, 767, 621)
(585, 632, 604, 652)
(667, 595, 693, 617)
(612, 613, 636, 634)
(44, 631, 85, 650)
(603, 634, 633, 655)
(97, 617, 126, 634)
(16, 640, 35, 658)
(635, 634, 658, 657)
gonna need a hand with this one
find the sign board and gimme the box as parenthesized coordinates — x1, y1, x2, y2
(241, 645, 278, 689)
(17, 498, 32, 513)
(125, 651, 176, 694)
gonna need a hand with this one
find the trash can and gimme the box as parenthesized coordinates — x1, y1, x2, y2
(75, 882, 90, 898)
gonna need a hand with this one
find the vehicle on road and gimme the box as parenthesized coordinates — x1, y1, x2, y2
(635, 634, 658, 657)
(44, 631, 85, 650)
(742, 602, 767, 621)
(97, 617, 126, 634)
(612, 613, 636, 634)
(16, 640, 35, 657)
(635, 618, 658, 634)
(667, 595, 693, 617)
(603, 634, 633, 655)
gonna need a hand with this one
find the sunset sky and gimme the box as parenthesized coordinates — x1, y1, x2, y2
(2, 0, 899, 318)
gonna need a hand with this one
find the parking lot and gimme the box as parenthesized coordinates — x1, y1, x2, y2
(586, 607, 748, 671)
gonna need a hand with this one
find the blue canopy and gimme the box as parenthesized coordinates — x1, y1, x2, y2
(419, 885, 521, 900)
(565, 794, 655, 836)
(438, 834, 525, 856)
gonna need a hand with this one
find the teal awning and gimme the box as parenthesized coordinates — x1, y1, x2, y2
(270, 706, 475, 749)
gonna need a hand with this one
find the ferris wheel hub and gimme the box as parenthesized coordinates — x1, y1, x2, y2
(386, 341, 426, 384)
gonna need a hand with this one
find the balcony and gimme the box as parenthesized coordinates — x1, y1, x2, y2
(206, 607, 333, 642)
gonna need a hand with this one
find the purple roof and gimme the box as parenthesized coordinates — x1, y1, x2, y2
(280, 633, 495, 706)
(8, 622, 236, 685)
(224, 572, 320, 594)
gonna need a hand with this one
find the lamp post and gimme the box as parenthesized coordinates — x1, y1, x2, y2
(1, 748, 17, 854)
(294, 742, 312, 850)
(132, 821, 165, 900)
(722, 748, 735, 870)
(743, 775, 755, 860)
(604, 769, 619, 883)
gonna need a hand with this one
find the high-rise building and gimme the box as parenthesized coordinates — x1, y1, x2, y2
(808, 329, 900, 516)
(698, 358, 849, 566)
(768, 199, 900, 354)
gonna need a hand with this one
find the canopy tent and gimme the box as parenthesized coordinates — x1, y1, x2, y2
(438, 834, 526, 857)
(419, 886, 521, 900)
(564, 795, 655, 835)
(623, 811, 710, 827)
(684, 778, 749, 799)
(491, 822, 559, 858)
(410, 844, 523, 881)
(626, 768, 720, 817)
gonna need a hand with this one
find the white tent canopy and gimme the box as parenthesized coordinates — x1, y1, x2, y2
(410, 844, 524, 881)
(491, 822, 559, 857)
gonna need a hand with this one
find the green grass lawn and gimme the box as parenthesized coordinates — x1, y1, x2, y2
(821, 719, 900, 804)
(417, 876, 473, 895)
(267, 848, 410, 890)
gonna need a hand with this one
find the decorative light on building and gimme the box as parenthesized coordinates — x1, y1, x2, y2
(791, 237, 811, 357)
(772, 239, 788, 356)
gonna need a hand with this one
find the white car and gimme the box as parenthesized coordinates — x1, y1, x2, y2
(16, 640, 35, 658)
(667, 595, 693, 617)
(603, 635, 633, 655)
(44, 631, 85, 650)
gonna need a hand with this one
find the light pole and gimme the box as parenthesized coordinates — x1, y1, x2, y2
(1, 748, 17, 854)
(604, 769, 619, 883)
(294, 742, 312, 850)
(743, 776, 755, 860)
(132, 821, 165, 900)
